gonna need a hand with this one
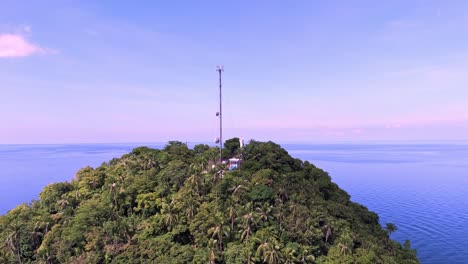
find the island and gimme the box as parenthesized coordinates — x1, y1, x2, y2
(0, 139, 419, 263)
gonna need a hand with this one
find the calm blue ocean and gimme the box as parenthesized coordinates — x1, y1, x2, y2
(1, 142, 467, 263)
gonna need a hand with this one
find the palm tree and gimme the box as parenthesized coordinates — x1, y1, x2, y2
(273, 199, 286, 236)
(226, 204, 237, 232)
(189, 158, 209, 192)
(211, 170, 224, 185)
(199, 158, 208, 174)
(208, 222, 230, 252)
(289, 203, 298, 224)
(324, 224, 332, 243)
(239, 204, 257, 242)
(186, 173, 201, 196)
(298, 248, 315, 263)
(384, 223, 398, 254)
(255, 237, 283, 264)
(161, 199, 178, 230)
(118, 174, 126, 186)
(30, 221, 45, 248)
(5, 220, 22, 264)
(240, 212, 255, 242)
(282, 246, 298, 264)
(385, 223, 397, 237)
(108, 182, 118, 208)
(88, 178, 99, 189)
(142, 154, 158, 171)
(189, 161, 206, 175)
(338, 242, 350, 255)
(336, 229, 353, 256)
(57, 198, 69, 210)
(207, 239, 217, 264)
(229, 184, 249, 202)
(256, 203, 273, 223)
(277, 187, 288, 203)
(263, 247, 282, 264)
(184, 198, 198, 220)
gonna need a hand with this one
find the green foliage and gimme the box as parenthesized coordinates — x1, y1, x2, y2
(0, 139, 419, 263)
(249, 184, 275, 203)
(39, 182, 74, 213)
(223, 137, 240, 158)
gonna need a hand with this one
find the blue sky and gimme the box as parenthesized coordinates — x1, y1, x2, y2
(1, 1, 467, 143)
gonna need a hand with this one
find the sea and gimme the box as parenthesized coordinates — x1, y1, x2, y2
(0, 142, 467, 264)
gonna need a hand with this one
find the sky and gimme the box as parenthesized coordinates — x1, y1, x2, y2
(1, 0, 468, 144)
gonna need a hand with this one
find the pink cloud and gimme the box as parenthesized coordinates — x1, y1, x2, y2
(0, 34, 44, 58)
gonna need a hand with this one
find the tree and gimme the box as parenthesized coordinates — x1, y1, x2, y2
(229, 183, 249, 202)
(337, 229, 354, 256)
(254, 230, 283, 264)
(39, 182, 74, 213)
(226, 203, 238, 232)
(161, 199, 178, 230)
(186, 166, 202, 196)
(324, 224, 333, 243)
(5, 220, 22, 264)
(224, 137, 241, 158)
(134, 192, 160, 217)
(239, 204, 258, 242)
(385, 223, 398, 237)
(208, 216, 230, 253)
(256, 203, 273, 223)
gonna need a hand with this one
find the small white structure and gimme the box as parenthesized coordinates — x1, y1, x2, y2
(239, 137, 244, 148)
(228, 158, 241, 171)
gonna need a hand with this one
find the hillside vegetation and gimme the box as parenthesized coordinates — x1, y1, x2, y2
(0, 139, 419, 263)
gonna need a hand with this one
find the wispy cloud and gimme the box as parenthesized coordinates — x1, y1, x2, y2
(0, 33, 45, 58)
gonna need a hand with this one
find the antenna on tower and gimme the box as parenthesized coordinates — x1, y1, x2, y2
(216, 65, 224, 163)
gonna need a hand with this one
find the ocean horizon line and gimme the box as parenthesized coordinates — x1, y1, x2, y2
(1, 139, 468, 146)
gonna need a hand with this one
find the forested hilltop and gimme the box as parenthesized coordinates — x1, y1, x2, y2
(0, 140, 419, 263)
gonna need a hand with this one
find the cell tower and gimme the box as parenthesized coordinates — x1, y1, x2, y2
(216, 65, 224, 163)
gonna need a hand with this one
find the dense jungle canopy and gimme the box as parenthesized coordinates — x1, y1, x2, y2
(0, 139, 419, 263)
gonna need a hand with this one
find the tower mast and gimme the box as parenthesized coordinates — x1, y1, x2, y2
(216, 65, 224, 163)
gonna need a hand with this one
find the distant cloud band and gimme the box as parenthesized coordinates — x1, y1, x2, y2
(0, 34, 45, 58)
